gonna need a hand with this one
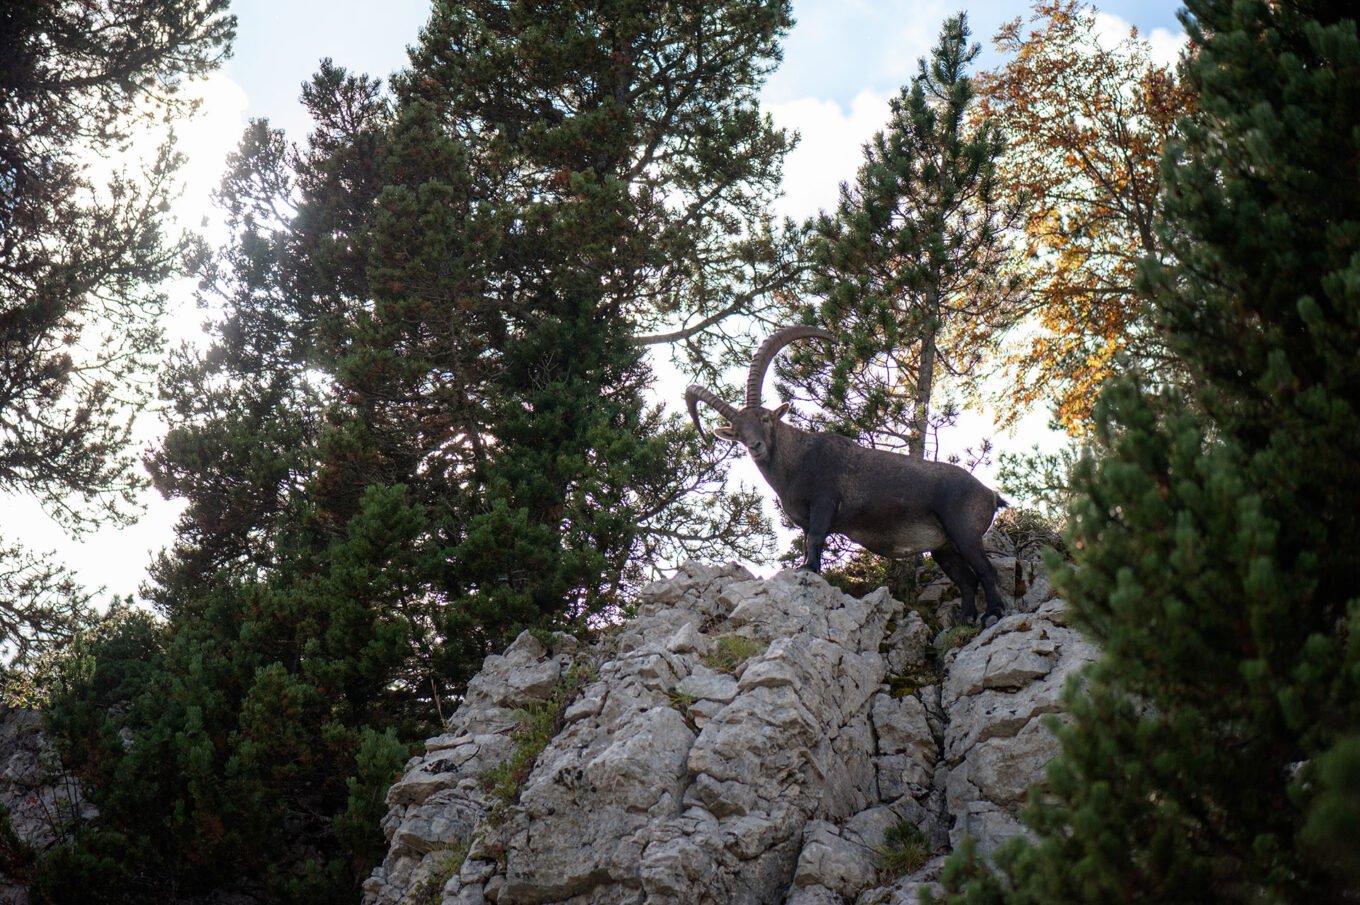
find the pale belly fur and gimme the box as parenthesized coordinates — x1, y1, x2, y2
(843, 520, 948, 557)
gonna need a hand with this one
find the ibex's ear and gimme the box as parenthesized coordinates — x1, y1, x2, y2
(771, 402, 791, 421)
(713, 424, 737, 441)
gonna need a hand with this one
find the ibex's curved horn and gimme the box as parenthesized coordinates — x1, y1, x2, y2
(685, 385, 738, 439)
(746, 326, 835, 408)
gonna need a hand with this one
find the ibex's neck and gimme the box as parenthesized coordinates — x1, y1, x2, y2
(758, 421, 814, 487)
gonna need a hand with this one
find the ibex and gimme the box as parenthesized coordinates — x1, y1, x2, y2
(686, 326, 1009, 625)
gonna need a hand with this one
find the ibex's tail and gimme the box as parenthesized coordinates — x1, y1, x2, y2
(996, 494, 1010, 510)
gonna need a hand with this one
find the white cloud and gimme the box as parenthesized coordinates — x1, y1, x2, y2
(767, 89, 893, 221)
(875, 0, 949, 87)
(2, 494, 188, 603)
(173, 72, 251, 228)
(762, 0, 947, 107)
(1093, 11, 1187, 68)
(163, 72, 250, 346)
(1145, 26, 1187, 68)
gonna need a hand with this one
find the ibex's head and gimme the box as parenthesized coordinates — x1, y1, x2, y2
(685, 326, 834, 464)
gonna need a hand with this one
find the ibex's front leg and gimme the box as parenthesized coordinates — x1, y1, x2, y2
(797, 498, 837, 573)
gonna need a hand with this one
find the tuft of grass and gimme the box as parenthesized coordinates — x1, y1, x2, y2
(700, 634, 766, 673)
(935, 624, 979, 652)
(413, 838, 470, 905)
(668, 690, 699, 709)
(667, 690, 702, 732)
(876, 819, 930, 878)
(480, 658, 595, 823)
(481, 701, 559, 812)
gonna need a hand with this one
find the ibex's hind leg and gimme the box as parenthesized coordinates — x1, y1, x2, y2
(935, 494, 1008, 624)
(940, 520, 1006, 625)
(968, 552, 1006, 625)
(932, 548, 981, 624)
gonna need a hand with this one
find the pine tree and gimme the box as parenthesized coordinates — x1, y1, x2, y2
(39, 2, 797, 900)
(145, 65, 393, 617)
(391, 0, 792, 653)
(38, 488, 421, 903)
(0, 0, 233, 660)
(36, 68, 419, 903)
(784, 14, 1021, 461)
(936, 0, 1360, 901)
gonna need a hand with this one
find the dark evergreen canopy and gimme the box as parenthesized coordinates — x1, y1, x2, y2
(36, 2, 799, 901)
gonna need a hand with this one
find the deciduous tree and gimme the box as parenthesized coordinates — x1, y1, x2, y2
(979, 0, 1192, 432)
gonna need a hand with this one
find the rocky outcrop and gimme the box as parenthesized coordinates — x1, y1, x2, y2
(938, 599, 1097, 855)
(366, 542, 1096, 905)
(0, 705, 94, 904)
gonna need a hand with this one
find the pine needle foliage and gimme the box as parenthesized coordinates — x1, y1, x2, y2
(0, 0, 233, 663)
(37, 2, 797, 901)
(783, 14, 1022, 460)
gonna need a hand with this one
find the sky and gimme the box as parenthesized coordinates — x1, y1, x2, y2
(4, 0, 1187, 601)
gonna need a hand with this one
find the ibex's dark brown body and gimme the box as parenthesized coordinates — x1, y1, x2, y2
(687, 326, 1008, 624)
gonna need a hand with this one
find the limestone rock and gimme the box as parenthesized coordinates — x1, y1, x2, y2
(365, 545, 1092, 905)
(882, 855, 949, 904)
(883, 610, 932, 675)
(938, 602, 1098, 853)
(791, 820, 879, 898)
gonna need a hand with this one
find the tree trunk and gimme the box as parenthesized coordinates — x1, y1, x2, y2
(910, 284, 940, 459)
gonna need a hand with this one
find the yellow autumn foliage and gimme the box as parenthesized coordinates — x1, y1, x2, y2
(979, 0, 1194, 432)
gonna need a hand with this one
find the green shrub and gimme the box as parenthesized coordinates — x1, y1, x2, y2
(877, 819, 930, 877)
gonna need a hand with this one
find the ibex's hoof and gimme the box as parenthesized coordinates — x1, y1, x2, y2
(794, 564, 819, 573)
